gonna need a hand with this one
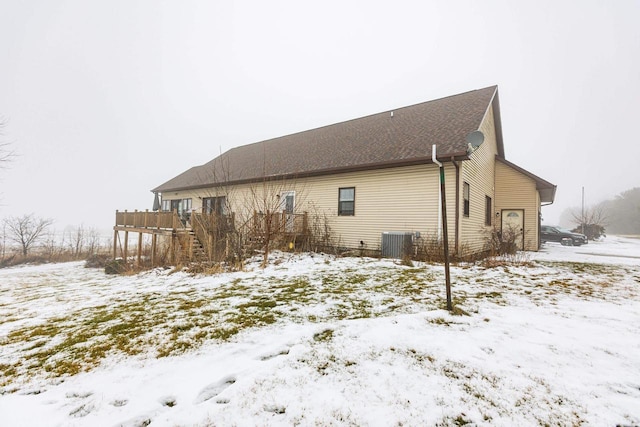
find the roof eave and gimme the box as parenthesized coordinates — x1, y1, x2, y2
(152, 153, 470, 193)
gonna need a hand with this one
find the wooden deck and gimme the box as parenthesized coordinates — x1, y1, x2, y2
(112, 209, 309, 265)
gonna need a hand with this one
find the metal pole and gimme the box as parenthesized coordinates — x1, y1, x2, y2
(439, 165, 453, 311)
(581, 186, 585, 235)
(432, 145, 452, 311)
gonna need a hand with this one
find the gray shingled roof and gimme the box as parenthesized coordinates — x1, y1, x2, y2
(153, 86, 501, 193)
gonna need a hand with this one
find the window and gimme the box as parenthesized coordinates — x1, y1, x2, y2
(181, 198, 192, 213)
(485, 195, 492, 226)
(203, 196, 226, 215)
(463, 182, 470, 217)
(165, 199, 192, 215)
(338, 187, 355, 216)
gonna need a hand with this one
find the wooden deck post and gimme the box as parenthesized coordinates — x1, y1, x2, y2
(151, 233, 157, 266)
(113, 229, 118, 260)
(137, 232, 143, 266)
(123, 230, 129, 263)
(170, 231, 176, 264)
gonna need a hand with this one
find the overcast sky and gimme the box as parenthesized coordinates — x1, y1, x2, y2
(1, 0, 639, 233)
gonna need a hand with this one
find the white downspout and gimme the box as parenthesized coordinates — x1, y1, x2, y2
(432, 145, 443, 241)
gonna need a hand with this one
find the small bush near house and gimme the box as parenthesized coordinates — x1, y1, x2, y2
(483, 226, 518, 256)
(85, 254, 111, 269)
(104, 259, 129, 275)
(414, 233, 446, 263)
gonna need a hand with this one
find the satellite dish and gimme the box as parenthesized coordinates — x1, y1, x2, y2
(466, 130, 485, 149)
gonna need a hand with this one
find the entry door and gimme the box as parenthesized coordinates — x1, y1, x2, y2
(501, 209, 524, 251)
(280, 191, 295, 232)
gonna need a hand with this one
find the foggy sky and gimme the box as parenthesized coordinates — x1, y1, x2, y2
(1, 0, 639, 233)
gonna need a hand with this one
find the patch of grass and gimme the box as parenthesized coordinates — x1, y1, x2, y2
(428, 317, 452, 326)
(313, 329, 334, 342)
(407, 348, 435, 364)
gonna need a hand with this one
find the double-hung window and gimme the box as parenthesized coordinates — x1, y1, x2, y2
(463, 182, 470, 217)
(485, 195, 492, 226)
(338, 187, 355, 216)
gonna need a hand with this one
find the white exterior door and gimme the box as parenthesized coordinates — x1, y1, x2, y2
(501, 209, 524, 251)
(280, 191, 295, 232)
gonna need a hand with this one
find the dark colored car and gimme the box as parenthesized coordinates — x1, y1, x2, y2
(540, 225, 588, 246)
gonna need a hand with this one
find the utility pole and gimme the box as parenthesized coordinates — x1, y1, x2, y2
(581, 186, 585, 235)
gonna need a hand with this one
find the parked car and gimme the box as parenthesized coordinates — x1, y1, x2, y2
(540, 225, 588, 246)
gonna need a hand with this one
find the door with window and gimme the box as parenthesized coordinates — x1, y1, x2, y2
(280, 191, 295, 232)
(501, 209, 524, 251)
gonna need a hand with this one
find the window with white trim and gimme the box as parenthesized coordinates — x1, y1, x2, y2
(338, 187, 355, 216)
(463, 182, 470, 217)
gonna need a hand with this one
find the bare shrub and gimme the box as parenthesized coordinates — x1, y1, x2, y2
(415, 233, 445, 263)
(85, 254, 110, 268)
(306, 206, 337, 253)
(481, 226, 532, 267)
(483, 225, 518, 256)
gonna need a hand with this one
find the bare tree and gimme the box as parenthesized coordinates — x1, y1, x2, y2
(85, 227, 103, 255)
(570, 203, 608, 240)
(0, 221, 7, 260)
(3, 214, 53, 256)
(0, 117, 14, 167)
(241, 177, 308, 267)
(65, 224, 86, 258)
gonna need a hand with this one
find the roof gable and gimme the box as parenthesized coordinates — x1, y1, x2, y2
(154, 86, 500, 192)
(496, 156, 557, 204)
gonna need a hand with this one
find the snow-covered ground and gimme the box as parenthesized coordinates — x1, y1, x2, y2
(0, 236, 639, 426)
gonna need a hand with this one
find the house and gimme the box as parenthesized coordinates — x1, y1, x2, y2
(119, 86, 555, 261)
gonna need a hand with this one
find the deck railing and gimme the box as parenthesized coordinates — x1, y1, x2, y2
(113, 209, 309, 264)
(115, 210, 184, 230)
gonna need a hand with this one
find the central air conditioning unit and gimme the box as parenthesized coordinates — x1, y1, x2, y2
(381, 232, 415, 258)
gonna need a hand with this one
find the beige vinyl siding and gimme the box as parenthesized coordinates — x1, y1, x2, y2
(164, 163, 456, 251)
(495, 161, 540, 251)
(458, 104, 499, 254)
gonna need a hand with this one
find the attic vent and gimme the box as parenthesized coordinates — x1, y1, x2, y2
(381, 232, 414, 258)
(390, 111, 394, 117)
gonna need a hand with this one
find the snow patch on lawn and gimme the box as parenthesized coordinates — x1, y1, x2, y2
(0, 236, 639, 426)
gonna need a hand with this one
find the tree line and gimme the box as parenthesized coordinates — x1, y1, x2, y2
(563, 187, 640, 239)
(1, 214, 108, 266)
